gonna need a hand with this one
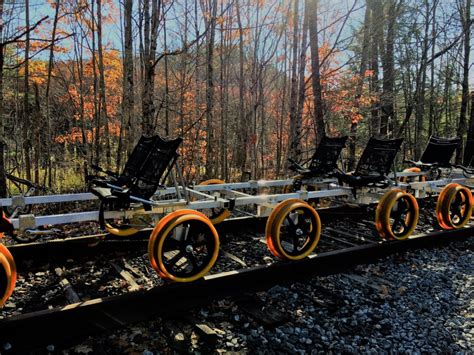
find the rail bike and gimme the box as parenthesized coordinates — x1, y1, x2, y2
(0, 133, 472, 308)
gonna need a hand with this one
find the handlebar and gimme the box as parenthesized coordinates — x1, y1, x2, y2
(90, 164, 119, 178)
(287, 158, 305, 172)
(5, 172, 46, 191)
(403, 160, 437, 168)
(454, 164, 474, 175)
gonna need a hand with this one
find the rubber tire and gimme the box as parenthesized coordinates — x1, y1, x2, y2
(265, 199, 303, 258)
(0, 244, 16, 307)
(266, 199, 321, 260)
(148, 210, 219, 282)
(375, 189, 419, 240)
(436, 183, 473, 230)
(99, 200, 140, 237)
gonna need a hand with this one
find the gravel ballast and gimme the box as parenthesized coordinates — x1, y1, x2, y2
(55, 237, 474, 354)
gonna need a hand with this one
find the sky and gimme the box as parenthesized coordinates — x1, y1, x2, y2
(5, 0, 474, 87)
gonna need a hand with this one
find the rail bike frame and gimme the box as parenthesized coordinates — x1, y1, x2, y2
(391, 168, 474, 198)
(1, 166, 472, 236)
(0, 178, 350, 233)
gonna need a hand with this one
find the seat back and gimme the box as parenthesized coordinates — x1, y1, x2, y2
(420, 135, 461, 167)
(120, 135, 183, 199)
(355, 137, 404, 177)
(308, 135, 348, 175)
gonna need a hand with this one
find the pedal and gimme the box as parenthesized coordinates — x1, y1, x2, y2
(24, 228, 62, 236)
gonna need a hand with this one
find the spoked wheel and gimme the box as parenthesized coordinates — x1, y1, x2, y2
(375, 189, 419, 240)
(148, 210, 219, 282)
(398, 167, 427, 183)
(99, 199, 142, 237)
(197, 179, 230, 225)
(265, 199, 321, 260)
(436, 183, 473, 229)
(0, 244, 16, 307)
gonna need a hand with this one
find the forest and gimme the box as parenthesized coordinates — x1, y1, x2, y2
(0, 0, 472, 195)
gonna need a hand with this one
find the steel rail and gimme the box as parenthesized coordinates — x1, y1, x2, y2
(7, 217, 266, 269)
(0, 226, 471, 352)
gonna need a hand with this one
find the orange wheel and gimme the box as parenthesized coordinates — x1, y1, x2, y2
(265, 199, 303, 258)
(0, 244, 16, 307)
(148, 210, 219, 282)
(197, 179, 231, 225)
(266, 200, 321, 260)
(375, 190, 419, 240)
(436, 184, 473, 229)
(148, 209, 193, 277)
(399, 167, 427, 183)
(99, 200, 140, 237)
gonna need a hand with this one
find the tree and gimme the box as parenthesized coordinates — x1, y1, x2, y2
(457, 0, 471, 163)
(0, 0, 6, 196)
(288, 0, 301, 161)
(204, 0, 218, 179)
(119, 0, 134, 166)
(307, 0, 325, 143)
(141, 0, 161, 135)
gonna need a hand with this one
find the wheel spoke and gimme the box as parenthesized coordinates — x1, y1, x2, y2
(400, 219, 408, 230)
(292, 235, 300, 252)
(187, 253, 199, 270)
(392, 215, 402, 230)
(166, 251, 186, 267)
(450, 210, 461, 220)
(285, 214, 297, 228)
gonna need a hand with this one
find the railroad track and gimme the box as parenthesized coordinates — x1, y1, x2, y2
(0, 209, 471, 352)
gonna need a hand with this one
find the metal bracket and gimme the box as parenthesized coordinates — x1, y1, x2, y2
(224, 199, 236, 211)
(298, 190, 309, 201)
(18, 214, 37, 231)
(12, 195, 26, 208)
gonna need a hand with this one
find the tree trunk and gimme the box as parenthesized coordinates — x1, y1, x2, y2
(380, 0, 396, 137)
(141, 0, 160, 136)
(307, 0, 325, 144)
(414, 0, 430, 158)
(23, 0, 32, 180)
(163, 3, 170, 136)
(288, 0, 300, 161)
(91, 0, 101, 166)
(43, 0, 60, 187)
(205, 0, 218, 179)
(236, 2, 248, 178)
(0, 0, 7, 196)
(33, 83, 41, 184)
(428, 2, 437, 137)
(464, 91, 474, 166)
(296, 0, 308, 151)
(349, 3, 370, 170)
(123, 0, 134, 155)
(457, 0, 471, 164)
(96, 0, 111, 167)
(368, 0, 379, 136)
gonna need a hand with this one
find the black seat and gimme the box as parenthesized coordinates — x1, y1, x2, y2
(418, 135, 461, 168)
(289, 136, 348, 177)
(336, 137, 403, 187)
(90, 135, 183, 200)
